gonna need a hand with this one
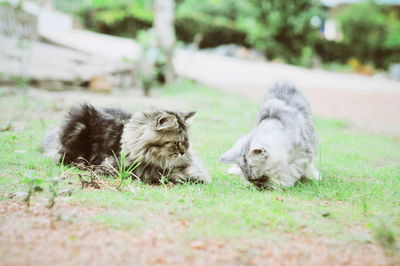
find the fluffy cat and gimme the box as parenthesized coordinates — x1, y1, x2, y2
(220, 82, 320, 189)
(42, 104, 210, 184)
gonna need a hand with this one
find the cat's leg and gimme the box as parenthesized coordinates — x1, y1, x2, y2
(95, 156, 119, 176)
(274, 175, 298, 187)
(172, 160, 211, 184)
(275, 164, 304, 187)
(305, 160, 321, 181)
(187, 164, 211, 183)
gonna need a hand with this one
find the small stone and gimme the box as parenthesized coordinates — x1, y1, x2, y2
(190, 240, 207, 250)
(322, 211, 330, 217)
(89, 75, 111, 93)
(275, 196, 283, 202)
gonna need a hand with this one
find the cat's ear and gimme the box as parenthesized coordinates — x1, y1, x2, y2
(248, 147, 268, 160)
(156, 114, 178, 130)
(220, 134, 250, 164)
(181, 111, 196, 124)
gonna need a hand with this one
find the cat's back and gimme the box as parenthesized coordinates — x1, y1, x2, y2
(256, 82, 316, 149)
(264, 82, 312, 118)
(102, 107, 132, 123)
(58, 104, 132, 165)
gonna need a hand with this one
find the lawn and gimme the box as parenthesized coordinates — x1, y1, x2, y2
(0, 81, 399, 265)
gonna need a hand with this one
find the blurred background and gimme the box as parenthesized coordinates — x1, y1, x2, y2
(1, 0, 400, 135)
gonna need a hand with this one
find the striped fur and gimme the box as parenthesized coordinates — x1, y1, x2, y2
(42, 104, 210, 184)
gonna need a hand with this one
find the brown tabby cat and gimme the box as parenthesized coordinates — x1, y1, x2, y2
(42, 104, 210, 184)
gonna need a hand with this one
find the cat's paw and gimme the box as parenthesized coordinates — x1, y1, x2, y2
(188, 174, 211, 184)
(227, 164, 243, 177)
(312, 170, 321, 181)
(306, 163, 321, 181)
(168, 174, 187, 184)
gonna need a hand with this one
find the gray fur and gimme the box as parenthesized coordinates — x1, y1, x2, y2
(221, 82, 320, 189)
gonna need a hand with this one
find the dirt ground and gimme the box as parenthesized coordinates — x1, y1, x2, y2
(0, 200, 396, 266)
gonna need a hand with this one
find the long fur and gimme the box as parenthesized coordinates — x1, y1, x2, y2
(220, 82, 320, 189)
(42, 104, 210, 184)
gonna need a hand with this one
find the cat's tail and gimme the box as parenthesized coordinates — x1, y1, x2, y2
(256, 81, 311, 124)
(266, 81, 301, 101)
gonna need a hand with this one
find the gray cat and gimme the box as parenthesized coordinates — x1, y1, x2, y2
(42, 104, 210, 184)
(220, 82, 320, 189)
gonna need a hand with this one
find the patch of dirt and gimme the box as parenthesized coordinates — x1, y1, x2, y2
(0, 200, 397, 266)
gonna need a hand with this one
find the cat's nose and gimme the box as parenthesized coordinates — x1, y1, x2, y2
(179, 150, 185, 155)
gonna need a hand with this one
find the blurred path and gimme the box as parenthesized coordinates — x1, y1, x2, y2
(175, 51, 400, 137)
(41, 28, 140, 60)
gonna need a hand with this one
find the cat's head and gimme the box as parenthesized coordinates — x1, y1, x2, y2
(122, 108, 196, 168)
(220, 128, 290, 189)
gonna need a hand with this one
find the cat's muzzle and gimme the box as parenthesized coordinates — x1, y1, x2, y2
(248, 175, 271, 190)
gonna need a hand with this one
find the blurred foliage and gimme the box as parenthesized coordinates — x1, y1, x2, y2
(89, 0, 153, 23)
(335, 1, 400, 68)
(336, 2, 387, 60)
(177, 0, 240, 24)
(177, 0, 323, 64)
(315, 39, 352, 64)
(175, 17, 248, 48)
(385, 12, 400, 48)
(80, 0, 248, 46)
(176, 0, 247, 47)
(78, 0, 152, 38)
(75, 0, 400, 69)
(79, 0, 321, 63)
(235, 0, 322, 64)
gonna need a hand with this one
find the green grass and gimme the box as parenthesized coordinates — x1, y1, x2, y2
(0, 81, 399, 246)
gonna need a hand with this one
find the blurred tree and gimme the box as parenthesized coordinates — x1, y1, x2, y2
(154, 0, 176, 83)
(236, 0, 322, 64)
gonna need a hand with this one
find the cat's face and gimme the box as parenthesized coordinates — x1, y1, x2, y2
(123, 109, 196, 168)
(239, 144, 288, 189)
(220, 132, 290, 189)
(148, 111, 196, 166)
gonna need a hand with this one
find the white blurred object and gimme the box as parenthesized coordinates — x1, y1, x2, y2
(389, 64, 400, 81)
(324, 19, 339, 41)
